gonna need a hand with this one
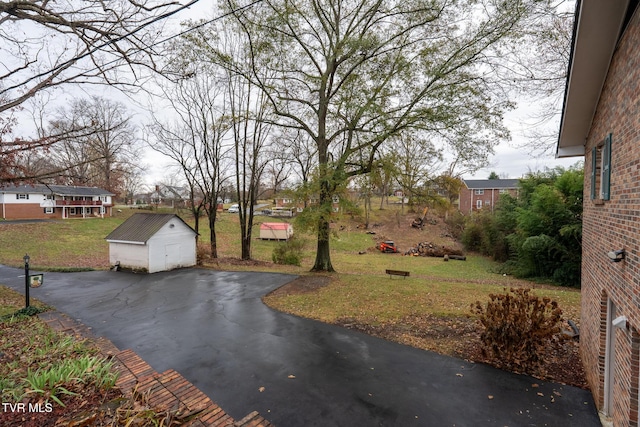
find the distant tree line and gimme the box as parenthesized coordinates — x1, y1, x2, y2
(461, 166, 583, 287)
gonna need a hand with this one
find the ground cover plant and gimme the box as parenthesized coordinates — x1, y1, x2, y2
(0, 286, 189, 426)
(0, 204, 587, 388)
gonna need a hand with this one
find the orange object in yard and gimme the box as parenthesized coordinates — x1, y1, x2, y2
(377, 241, 398, 253)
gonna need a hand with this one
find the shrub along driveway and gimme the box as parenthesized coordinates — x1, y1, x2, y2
(0, 265, 600, 427)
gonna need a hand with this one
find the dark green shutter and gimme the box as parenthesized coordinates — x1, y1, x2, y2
(591, 146, 597, 200)
(602, 133, 612, 200)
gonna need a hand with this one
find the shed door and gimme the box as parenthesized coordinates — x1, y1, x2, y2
(165, 243, 181, 270)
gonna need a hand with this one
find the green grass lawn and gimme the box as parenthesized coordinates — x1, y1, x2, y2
(0, 206, 582, 326)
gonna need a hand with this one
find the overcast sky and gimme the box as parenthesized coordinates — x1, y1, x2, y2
(465, 106, 582, 180)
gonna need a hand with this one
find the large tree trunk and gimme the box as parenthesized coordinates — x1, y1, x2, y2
(241, 240, 250, 260)
(209, 212, 218, 258)
(241, 211, 252, 260)
(312, 218, 334, 272)
(311, 171, 335, 272)
(193, 208, 200, 242)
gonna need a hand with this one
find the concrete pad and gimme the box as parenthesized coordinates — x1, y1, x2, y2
(0, 265, 600, 427)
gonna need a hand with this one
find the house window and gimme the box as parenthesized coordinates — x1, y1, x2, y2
(591, 133, 612, 201)
(70, 208, 77, 215)
(476, 200, 482, 209)
(484, 200, 491, 206)
(16, 194, 29, 200)
(474, 189, 484, 195)
(44, 207, 54, 214)
(499, 189, 508, 194)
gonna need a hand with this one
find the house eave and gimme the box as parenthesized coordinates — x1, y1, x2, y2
(106, 239, 146, 245)
(556, 145, 586, 158)
(557, 0, 631, 158)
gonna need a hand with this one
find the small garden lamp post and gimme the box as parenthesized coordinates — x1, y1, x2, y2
(23, 254, 30, 308)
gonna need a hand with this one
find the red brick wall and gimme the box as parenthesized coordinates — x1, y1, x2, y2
(2, 204, 61, 220)
(458, 188, 517, 215)
(581, 8, 640, 426)
(2, 204, 112, 220)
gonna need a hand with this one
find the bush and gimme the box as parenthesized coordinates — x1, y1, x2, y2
(444, 210, 465, 239)
(471, 287, 563, 374)
(272, 237, 305, 266)
(196, 242, 211, 266)
(460, 217, 484, 252)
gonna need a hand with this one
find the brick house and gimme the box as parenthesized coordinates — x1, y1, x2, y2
(458, 179, 519, 214)
(0, 184, 114, 220)
(557, 2, 640, 425)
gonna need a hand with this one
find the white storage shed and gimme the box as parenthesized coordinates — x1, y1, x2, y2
(260, 222, 293, 240)
(106, 213, 197, 273)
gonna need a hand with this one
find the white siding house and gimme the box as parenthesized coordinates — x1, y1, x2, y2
(0, 184, 113, 220)
(106, 213, 197, 273)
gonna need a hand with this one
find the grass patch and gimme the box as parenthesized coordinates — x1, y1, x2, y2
(0, 285, 50, 317)
(263, 273, 581, 325)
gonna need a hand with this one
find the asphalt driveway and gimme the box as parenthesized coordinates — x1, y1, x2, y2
(0, 265, 600, 426)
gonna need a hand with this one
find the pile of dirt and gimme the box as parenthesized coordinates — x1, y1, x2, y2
(361, 210, 462, 254)
(404, 241, 464, 257)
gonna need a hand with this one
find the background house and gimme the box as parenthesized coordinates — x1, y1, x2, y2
(0, 184, 113, 220)
(147, 184, 191, 208)
(105, 213, 197, 273)
(557, 2, 640, 425)
(458, 179, 519, 214)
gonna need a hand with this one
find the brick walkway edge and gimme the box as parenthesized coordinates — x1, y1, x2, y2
(38, 311, 274, 427)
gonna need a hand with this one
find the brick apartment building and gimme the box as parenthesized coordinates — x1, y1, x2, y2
(557, 2, 640, 425)
(458, 179, 519, 215)
(0, 184, 114, 220)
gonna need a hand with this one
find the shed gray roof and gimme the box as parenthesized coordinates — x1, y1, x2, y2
(463, 179, 520, 189)
(1, 184, 113, 196)
(105, 213, 197, 244)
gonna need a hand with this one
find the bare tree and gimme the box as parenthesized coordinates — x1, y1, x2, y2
(263, 148, 291, 197)
(147, 52, 231, 257)
(226, 56, 274, 261)
(393, 134, 441, 212)
(44, 96, 140, 194)
(0, 0, 191, 113)
(0, 0, 202, 184)
(496, 0, 574, 154)
(282, 129, 317, 188)
(122, 167, 144, 204)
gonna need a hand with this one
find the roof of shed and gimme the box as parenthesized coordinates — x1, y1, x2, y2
(463, 179, 520, 189)
(105, 213, 197, 244)
(260, 223, 291, 230)
(1, 184, 113, 196)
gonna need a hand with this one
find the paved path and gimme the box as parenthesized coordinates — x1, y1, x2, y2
(0, 265, 600, 427)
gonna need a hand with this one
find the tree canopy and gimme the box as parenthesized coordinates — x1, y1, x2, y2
(220, 0, 552, 271)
